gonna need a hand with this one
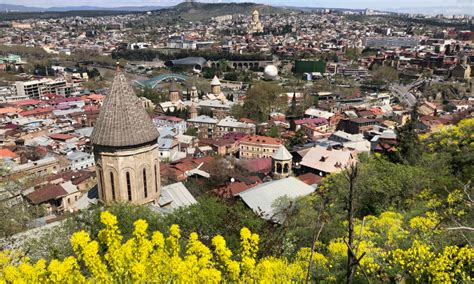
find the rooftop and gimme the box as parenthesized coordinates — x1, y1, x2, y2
(237, 177, 315, 223)
(90, 68, 159, 147)
(240, 135, 282, 145)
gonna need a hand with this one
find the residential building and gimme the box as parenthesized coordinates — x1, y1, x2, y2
(239, 135, 283, 159)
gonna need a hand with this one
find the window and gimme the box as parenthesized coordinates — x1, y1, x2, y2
(154, 165, 158, 193)
(126, 172, 132, 201)
(143, 169, 148, 198)
(98, 171, 104, 199)
(110, 172, 116, 201)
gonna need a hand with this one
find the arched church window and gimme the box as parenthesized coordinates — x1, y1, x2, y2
(110, 172, 116, 201)
(154, 164, 158, 193)
(143, 168, 148, 198)
(126, 172, 132, 201)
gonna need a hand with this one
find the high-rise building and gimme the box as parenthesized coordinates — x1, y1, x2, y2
(91, 66, 161, 205)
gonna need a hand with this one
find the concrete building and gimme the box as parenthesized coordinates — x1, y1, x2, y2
(66, 151, 95, 171)
(91, 66, 161, 205)
(15, 79, 69, 99)
(215, 116, 256, 138)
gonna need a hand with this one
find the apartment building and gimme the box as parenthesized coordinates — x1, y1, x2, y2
(214, 116, 256, 138)
(239, 135, 283, 159)
(15, 79, 69, 99)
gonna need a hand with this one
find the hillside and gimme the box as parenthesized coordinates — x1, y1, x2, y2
(154, 2, 290, 23)
(0, 10, 135, 21)
(0, 4, 164, 12)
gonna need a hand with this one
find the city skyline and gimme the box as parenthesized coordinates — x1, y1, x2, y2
(1, 0, 470, 10)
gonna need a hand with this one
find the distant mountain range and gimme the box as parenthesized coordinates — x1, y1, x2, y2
(0, 2, 471, 16)
(0, 4, 165, 13)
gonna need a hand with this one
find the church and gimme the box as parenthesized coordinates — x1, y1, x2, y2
(248, 10, 264, 34)
(90, 65, 161, 204)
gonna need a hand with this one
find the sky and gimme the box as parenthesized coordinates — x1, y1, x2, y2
(1, 0, 471, 9)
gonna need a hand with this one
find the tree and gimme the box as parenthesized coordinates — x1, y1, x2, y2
(136, 87, 167, 104)
(312, 95, 319, 107)
(395, 104, 421, 165)
(345, 48, 359, 61)
(184, 127, 197, 137)
(423, 117, 474, 182)
(286, 129, 307, 149)
(289, 93, 297, 116)
(343, 164, 363, 284)
(232, 82, 286, 122)
(371, 65, 399, 84)
(266, 126, 280, 138)
(0, 165, 38, 238)
(224, 72, 238, 81)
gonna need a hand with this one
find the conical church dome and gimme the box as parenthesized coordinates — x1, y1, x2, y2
(91, 67, 159, 147)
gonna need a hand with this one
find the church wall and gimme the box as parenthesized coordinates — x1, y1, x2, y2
(95, 143, 161, 205)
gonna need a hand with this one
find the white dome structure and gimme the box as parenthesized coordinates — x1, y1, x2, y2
(264, 65, 278, 80)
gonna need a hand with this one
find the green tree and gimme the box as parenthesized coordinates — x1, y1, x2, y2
(137, 87, 167, 104)
(395, 104, 421, 165)
(232, 82, 286, 122)
(184, 127, 198, 137)
(266, 126, 280, 138)
(285, 129, 307, 149)
(371, 65, 399, 84)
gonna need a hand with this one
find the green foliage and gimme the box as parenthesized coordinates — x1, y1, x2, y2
(423, 118, 474, 182)
(266, 126, 280, 138)
(231, 81, 286, 123)
(22, 196, 268, 262)
(224, 72, 238, 81)
(285, 129, 308, 149)
(184, 127, 198, 137)
(423, 82, 466, 102)
(371, 65, 399, 84)
(136, 87, 167, 104)
(345, 48, 360, 61)
(323, 154, 456, 218)
(112, 48, 271, 62)
(394, 105, 422, 165)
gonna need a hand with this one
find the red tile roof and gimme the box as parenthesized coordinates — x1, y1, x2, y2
(294, 117, 328, 125)
(26, 184, 68, 204)
(0, 148, 18, 159)
(48, 133, 76, 141)
(0, 107, 21, 114)
(13, 99, 41, 107)
(237, 158, 272, 174)
(214, 181, 257, 198)
(20, 107, 55, 117)
(240, 135, 282, 145)
(298, 172, 323, 185)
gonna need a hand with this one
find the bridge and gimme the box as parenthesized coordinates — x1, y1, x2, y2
(390, 79, 426, 108)
(208, 60, 273, 70)
(134, 73, 189, 89)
